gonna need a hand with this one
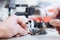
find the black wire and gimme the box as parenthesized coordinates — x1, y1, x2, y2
(7, 0, 11, 16)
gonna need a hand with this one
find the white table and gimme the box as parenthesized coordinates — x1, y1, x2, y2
(1, 29, 60, 40)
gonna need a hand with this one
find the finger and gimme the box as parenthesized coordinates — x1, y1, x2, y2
(18, 20, 27, 30)
(18, 20, 31, 33)
(17, 16, 28, 31)
(14, 33, 21, 37)
(49, 19, 60, 26)
(17, 16, 30, 30)
(18, 26, 28, 35)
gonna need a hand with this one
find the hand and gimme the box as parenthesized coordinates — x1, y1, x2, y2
(0, 15, 29, 38)
(49, 19, 60, 34)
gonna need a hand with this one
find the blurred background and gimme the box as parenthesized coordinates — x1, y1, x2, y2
(0, 0, 60, 40)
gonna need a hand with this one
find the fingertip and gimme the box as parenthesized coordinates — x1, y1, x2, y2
(49, 19, 53, 25)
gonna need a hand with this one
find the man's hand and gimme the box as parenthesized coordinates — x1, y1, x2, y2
(49, 19, 60, 34)
(0, 15, 29, 38)
(49, 7, 60, 34)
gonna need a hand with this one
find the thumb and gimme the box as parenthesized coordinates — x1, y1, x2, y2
(18, 19, 27, 31)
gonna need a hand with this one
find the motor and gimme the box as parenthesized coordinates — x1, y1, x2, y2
(26, 19, 47, 35)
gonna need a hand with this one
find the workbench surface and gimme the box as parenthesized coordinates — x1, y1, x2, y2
(0, 29, 60, 40)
